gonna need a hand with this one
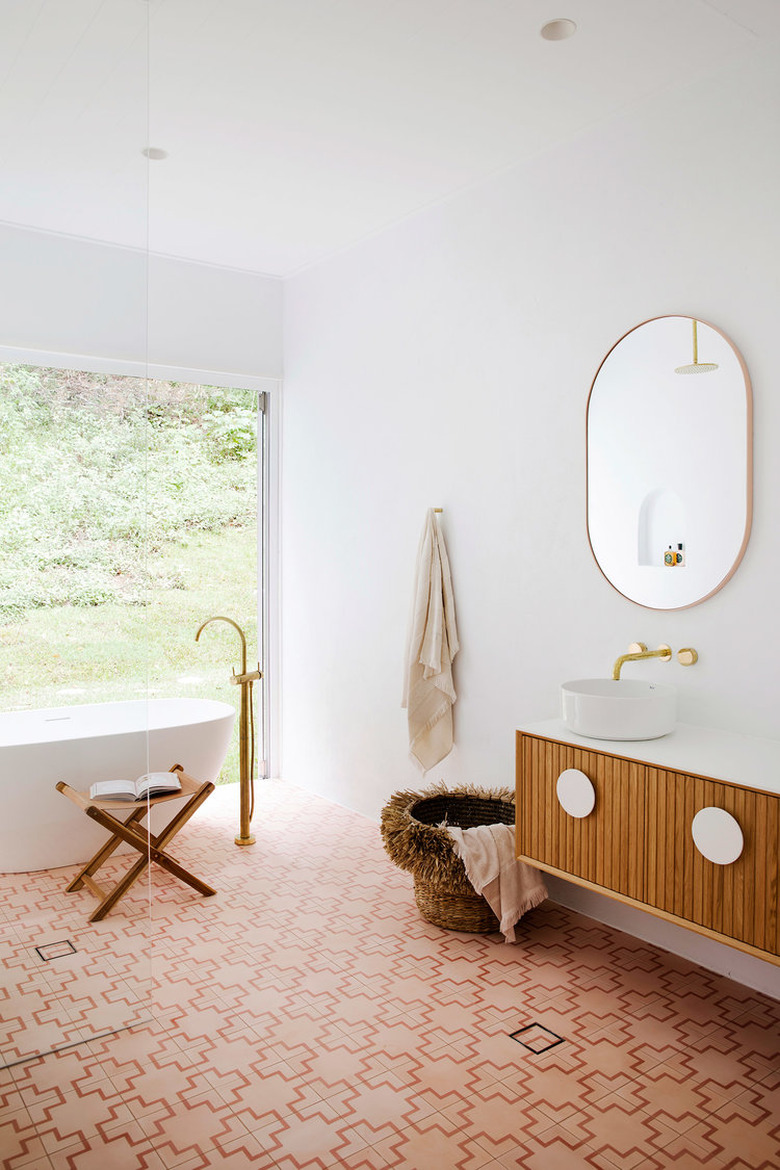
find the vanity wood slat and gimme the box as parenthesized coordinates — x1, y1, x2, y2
(517, 735, 645, 901)
(516, 728, 780, 966)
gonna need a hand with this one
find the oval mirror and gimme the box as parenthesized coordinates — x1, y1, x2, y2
(587, 316, 752, 610)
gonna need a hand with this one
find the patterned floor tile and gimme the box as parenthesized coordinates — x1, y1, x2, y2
(372, 1110, 498, 1169)
(46, 1122, 167, 1170)
(248, 1094, 376, 1168)
(24, 1081, 136, 1157)
(1, 779, 778, 1169)
(0, 1070, 25, 1118)
(204, 1128, 279, 1168)
(326, 1065, 439, 1139)
(134, 1093, 255, 1168)
(696, 1091, 780, 1167)
(0, 1106, 50, 1169)
(333, 1144, 395, 1168)
(493, 1132, 599, 1169)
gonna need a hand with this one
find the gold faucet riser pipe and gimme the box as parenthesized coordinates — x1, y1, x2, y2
(235, 680, 255, 847)
(195, 615, 255, 846)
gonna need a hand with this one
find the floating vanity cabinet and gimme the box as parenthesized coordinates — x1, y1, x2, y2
(516, 721, 780, 965)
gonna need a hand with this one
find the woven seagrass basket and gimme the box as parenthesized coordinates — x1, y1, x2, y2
(380, 785, 516, 933)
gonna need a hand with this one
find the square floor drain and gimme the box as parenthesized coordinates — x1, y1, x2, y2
(35, 940, 77, 962)
(509, 1023, 564, 1053)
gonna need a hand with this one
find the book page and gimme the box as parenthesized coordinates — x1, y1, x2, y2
(89, 779, 135, 800)
(135, 772, 181, 798)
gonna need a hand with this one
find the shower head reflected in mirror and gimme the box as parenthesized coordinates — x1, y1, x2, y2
(675, 319, 719, 374)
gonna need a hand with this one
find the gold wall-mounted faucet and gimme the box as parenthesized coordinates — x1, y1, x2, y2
(612, 642, 672, 681)
(612, 642, 699, 680)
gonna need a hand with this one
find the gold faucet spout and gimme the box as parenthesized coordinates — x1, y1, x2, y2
(612, 643, 672, 680)
(195, 615, 248, 676)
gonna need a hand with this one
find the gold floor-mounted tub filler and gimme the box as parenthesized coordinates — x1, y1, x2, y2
(195, 616, 261, 846)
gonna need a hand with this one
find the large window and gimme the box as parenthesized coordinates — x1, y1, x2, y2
(0, 363, 262, 783)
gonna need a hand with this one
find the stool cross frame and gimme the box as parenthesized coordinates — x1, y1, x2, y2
(56, 765, 216, 922)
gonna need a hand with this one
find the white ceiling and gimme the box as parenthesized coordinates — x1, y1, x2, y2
(0, 0, 778, 277)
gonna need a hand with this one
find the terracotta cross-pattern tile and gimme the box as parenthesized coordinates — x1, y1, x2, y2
(1, 780, 778, 1169)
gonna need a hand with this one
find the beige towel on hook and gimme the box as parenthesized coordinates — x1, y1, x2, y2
(447, 824, 548, 943)
(402, 508, 460, 772)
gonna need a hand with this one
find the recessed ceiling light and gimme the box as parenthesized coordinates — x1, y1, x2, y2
(540, 18, 577, 41)
(142, 147, 168, 160)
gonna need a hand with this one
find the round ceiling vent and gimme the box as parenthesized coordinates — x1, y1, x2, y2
(540, 19, 577, 41)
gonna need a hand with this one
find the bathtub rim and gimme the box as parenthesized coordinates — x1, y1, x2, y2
(0, 696, 236, 749)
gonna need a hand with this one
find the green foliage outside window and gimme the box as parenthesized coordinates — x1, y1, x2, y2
(0, 365, 257, 621)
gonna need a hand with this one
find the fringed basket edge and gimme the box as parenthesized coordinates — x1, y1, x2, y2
(380, 781, 515, 891)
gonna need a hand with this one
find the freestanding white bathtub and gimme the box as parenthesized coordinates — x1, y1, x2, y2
(0, 698, 236, 873)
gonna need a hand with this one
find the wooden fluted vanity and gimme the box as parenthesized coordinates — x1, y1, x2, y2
(516, 720, 780, 965)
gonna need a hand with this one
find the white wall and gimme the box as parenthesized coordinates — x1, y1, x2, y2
(0, 223, 282, 377)
(281, 44, 780, 995)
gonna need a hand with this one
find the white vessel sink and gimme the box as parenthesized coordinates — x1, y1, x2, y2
(561, 678, 676, 741)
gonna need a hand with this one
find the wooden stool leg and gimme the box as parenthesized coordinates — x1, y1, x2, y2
(154, 781, 215, 850)
(144, 782, 217, 896)
(145, 850, 216, 897)
(88, 853, 151, 923)
(65, 806, 148, 893)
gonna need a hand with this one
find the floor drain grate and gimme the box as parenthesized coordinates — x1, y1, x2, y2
(35, 940, 77, 962)
(509, 1023, 564, 1053)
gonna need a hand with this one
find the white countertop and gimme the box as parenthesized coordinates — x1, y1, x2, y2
(519, 718, 780, 798)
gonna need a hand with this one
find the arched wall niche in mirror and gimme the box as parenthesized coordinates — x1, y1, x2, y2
(587, 316, 752, 610)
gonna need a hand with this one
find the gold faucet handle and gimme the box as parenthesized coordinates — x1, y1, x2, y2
(230, 669, 262, 685)
(677, 647, 698, 666)
(629, 643, 671, 659)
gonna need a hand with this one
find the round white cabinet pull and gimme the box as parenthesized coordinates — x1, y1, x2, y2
(691, 807, 744, 865)
(556, 769, 596, 819)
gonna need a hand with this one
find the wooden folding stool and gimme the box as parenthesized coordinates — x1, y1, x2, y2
(56, 765, 216, 922)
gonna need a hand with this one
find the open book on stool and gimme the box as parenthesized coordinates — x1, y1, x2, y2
(89, 771, 182, 802)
